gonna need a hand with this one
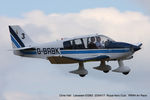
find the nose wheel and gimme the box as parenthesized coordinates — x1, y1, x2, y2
(112, 60, 130, 75)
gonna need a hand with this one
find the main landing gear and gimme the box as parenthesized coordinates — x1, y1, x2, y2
(93, 60, 111, 73)
(70, 62, 88, 77)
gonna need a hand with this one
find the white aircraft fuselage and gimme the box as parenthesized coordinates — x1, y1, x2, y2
(9, 25, 142, 77)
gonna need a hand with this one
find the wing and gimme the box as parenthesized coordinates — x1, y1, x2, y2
(48, 55, 109, 64)
(62, 55, 110, 62)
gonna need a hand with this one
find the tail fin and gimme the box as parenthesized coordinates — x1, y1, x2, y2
(9, 25, 34, 48)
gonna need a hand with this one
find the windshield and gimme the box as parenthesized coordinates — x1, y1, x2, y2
(86, 35, 114, 49)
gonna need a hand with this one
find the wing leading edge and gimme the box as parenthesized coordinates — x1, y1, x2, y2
(48, 55, 110, 64)
(62, 55, 110, 62)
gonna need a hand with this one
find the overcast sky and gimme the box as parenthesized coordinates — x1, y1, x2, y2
(0, 0, 150, 100)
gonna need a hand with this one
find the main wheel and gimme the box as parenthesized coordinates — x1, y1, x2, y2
(122, 72, 129, 75)
(103, 70, 109, 73)
(79, 74, 86, 77)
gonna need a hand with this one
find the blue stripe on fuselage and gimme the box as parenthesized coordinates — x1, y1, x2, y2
(11, 35, 21, 48)
(60, 49, 130, 54)
(20, 51, 36, 55)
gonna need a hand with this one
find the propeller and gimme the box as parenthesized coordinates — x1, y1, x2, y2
(130, 43, 142, 52)
(138, 43, 142, 47)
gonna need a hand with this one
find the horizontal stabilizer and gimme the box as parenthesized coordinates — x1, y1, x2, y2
(10, 47, 36, 51)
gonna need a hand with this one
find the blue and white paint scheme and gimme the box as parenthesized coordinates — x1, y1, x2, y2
(9, 25, 142, 77)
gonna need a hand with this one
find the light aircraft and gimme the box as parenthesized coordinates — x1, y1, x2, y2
(9, 25, 142, 77)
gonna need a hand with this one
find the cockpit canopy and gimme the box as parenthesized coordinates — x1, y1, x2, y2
(63, 34, 114, 49)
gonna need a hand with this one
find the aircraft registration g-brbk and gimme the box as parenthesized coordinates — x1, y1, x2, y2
(9, 25, 142, 77)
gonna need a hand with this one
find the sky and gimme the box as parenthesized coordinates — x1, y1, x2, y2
(0, 0, 146, 17)
(0, 0, 150, 100)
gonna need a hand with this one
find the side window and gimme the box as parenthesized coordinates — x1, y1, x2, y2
(74, 39, 82, 45)
(87, 36, 106, 49)
(72, 39, 85, 49)
(63, 38, 86, 49)
(87, 37, 97, 49)
(63, 41, 72, 49)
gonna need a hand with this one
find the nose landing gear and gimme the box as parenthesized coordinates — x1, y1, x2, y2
(112, 60, 130, 75)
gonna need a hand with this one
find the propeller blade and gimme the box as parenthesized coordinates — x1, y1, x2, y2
(138, 43, 142, 47)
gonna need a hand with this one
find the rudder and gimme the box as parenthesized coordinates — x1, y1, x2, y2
(9, 25, 34, 48)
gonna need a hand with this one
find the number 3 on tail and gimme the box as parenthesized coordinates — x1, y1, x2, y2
(22, 33, 25, 39)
